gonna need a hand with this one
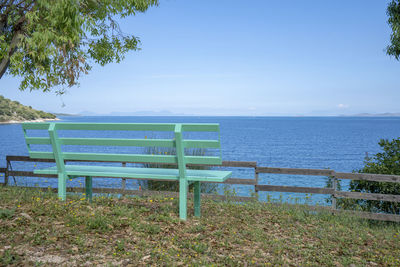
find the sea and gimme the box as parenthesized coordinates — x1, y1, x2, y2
(1, 116, 399, 205)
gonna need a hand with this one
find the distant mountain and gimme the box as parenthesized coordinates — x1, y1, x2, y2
(52, 112, 80, 117)
(78, 110, 99, 116)
(0, 95, 57, 123)
(350, 113, 400, 117)
(108, 110, 181, 116)
(78, 110, 188, 116)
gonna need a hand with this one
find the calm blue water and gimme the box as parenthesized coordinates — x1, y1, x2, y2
(1, 116, 399, 205)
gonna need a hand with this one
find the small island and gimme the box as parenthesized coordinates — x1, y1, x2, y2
(0, 95, 57, 124)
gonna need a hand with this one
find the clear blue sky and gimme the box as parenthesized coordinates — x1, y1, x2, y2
(1, 0, 400, 116)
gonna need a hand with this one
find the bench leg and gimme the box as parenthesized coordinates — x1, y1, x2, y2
(179, 179, 188, 220)
(58, 173, 66, 201)
(85, 176, 93, 202)
(194, 181, 201, 217)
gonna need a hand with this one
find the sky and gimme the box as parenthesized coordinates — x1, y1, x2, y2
(1, 0, 400, 116)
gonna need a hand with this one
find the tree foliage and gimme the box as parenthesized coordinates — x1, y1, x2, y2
(387, 0, 400, 60)
(0, 0, 158, 93)
(345, 138, 400, 214)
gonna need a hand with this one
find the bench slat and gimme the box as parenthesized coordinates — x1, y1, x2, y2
(183, 140, 220, 148)
(23, 123, 50, 130)
(181, 124, 219, 132)
(29, 151, 55, 159)
(29, 152, 222, 165)
(26, 138, 220, 149)
(62, 152, 178, 164)
(23, 123, 221, 132)
(186, 156, 222, 165)
(60, 138, 175, 147)
(55, 123, 176, 131)
(25, 137, 51, 145)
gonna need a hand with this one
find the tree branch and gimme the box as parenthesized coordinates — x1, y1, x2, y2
(0, 0, 34, 78)
(0, 28, 21, 78)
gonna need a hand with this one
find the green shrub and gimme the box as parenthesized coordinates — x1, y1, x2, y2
(139, 146, 218, 194)
(329, 138, 400, 214)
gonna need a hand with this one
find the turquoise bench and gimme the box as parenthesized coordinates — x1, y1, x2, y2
(22, 122, 232, 220)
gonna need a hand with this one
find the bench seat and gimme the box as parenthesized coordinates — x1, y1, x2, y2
(34, 165, 232, 183)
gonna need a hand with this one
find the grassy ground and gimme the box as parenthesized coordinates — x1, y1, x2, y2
(0, 187, 399, 266)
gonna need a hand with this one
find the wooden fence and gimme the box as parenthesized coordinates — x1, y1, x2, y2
(1, 155, 400, 222)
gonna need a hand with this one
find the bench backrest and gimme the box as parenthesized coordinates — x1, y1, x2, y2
(22, 122, 222, 177)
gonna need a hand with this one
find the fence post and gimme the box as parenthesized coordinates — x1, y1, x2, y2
(331, 172, 337, 211)
(121, 162, 126, 192)
(4, 160, 10, 186)
(254, 165, 259, 201)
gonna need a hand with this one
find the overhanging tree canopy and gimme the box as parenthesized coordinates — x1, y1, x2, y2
(0, 0, 158, 93)
(387, 0, 400, 60)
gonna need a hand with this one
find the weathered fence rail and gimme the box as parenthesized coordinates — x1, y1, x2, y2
(1, 155, 400, 222)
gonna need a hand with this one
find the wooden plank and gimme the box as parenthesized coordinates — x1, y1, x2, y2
(185, 161, 256, 168)
(60, 138, 175, 147)
(62, 153, 178, 164)
(185, 156, 222, 165)
(207, 178, 256, 185)
(223, 178, 256, 185)
(55, 123, 176, 131)
(256, 167, 334, 176)
(334, 209, 400, 223)
(22, 122, 50, 130)
(29, 151, 55, 159)
(255, 185, 334, 194)
(64, 170, 180, 181)
(6, 155, 54, 162)
(8, 171, 57, 178)
(334, 191, 400, 202)
(336, 172, 400, 183)
(181, 124, 219, 132)
(25, 137, 51, 145)
(183, 140, 220, 148)
(222, 161, 257, 168)
(28, 152, 221, 166)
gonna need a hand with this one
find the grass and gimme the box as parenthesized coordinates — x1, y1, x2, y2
(0, 186, 399, 266)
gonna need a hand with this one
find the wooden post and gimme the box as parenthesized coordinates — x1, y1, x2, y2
(85, 176, 93, 202)
(194, 181, 201, 217)
(121, 162, 126, 191)
(254, 167, 259, 201)
(332, 173, 337, 211)
(4, 160, 9, 186)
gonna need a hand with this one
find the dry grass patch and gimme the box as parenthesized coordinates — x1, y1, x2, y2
(0, 186, 399, 266)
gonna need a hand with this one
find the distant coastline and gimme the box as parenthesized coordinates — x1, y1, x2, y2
(0, 118, 60, 125)
(0, 95, 58, 124)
